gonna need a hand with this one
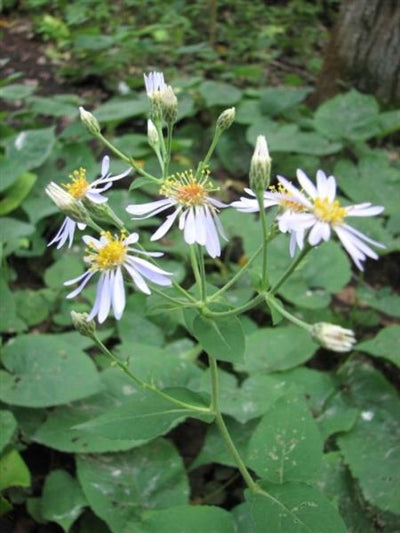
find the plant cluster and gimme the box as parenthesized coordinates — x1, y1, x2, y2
(8, 0, 340, 88)
(0, 65, 399, 532)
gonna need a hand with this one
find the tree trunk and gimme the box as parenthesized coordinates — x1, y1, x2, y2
(311, 0, 400, 107)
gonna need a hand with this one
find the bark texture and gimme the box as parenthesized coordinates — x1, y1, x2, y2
(312, 0, 400, 107)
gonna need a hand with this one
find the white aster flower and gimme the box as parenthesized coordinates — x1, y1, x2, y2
(47, 156, 131, 249)
(64, 231, 172, 323)
(231, 186, 306, 256)
(310, 322, 356, 353)
(144, 71, 167, 97)
(276, 169, 385, 270)
(126, 168, 227, 258)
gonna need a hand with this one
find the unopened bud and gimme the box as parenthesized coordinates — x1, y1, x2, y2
(144, 71, 166, 123)
(79, 107, 101, 136)
(147, 119, 159, 147)
(83, 199, 124, 229)
(161, 86, 178, 124)
(310, 323, 356, 353)
(45, 182, 92, 224)
(71, 311, 96, 337)
(249, 135, 271, 192)
(216, 107, 235, 132)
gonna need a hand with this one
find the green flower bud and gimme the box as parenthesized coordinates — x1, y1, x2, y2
(310, 322, 356, 353)
(216, 107, 236, 132)
(45, 182, 92, 225)
(147, 119, 160, 147)
(71, 311, 96, 337)
(249, 135, 271, 192)
(82, 198, 124, 229)
(161, 86, 178, 125)
(79, 106, 101, 136)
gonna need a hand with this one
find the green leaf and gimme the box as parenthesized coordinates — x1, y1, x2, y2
(27, 94, 80, 117)
(262, 124, 342, 155)
(357, 325, 400, 368)
(0, 172, 36, 215)
(314, 90, 381, 141)
(76, 388, 212, 441)
(191, 417, 259, 470)
(193, 315, 245, 364)
(0, 410, 17, 453)
(356, 286, 400, 318)
(243, 326, 317, 373)
(0, 217, 35, 256)
(14, 288, 55, 327)
(0, 83, 36, 100)
(0, 334, 102, 407)
(337, 361, 400, 514)
(246, 394, 323, 483)
(41, 470, 87, 532)
(1, 127, 56, 190)
(318, 452, 377, 533)
(0, 449, 31, 491)
(76, 439, 189, 533)
(198, 81, 242, 107)
(44, 252, 85, 290)
(234, 482, 346, 533)
(141, 505, 235, 533)
(259, 87, 312, 116)
(316, 392, 358, 440)
(93, 96, 148, 122)
(378, 109, 400, 136)
(0, 277, 20, 333)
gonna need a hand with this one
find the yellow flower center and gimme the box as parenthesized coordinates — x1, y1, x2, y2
(160, 169, 218, 207)
(87, 232, 127, 270)
(269, 184, 305, 212)
(314, 197, 346, 224)
(63, 168, 90, 199)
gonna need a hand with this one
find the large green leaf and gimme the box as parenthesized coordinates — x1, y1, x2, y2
(314, 90, 381, 141)
(76, 388, 212, 441)
(356, 286, 400, 319)
(93, 96, 148, 122)
(0, 127, 56, 190)
(0, 334, 102, 407)
(243, 326, 317, 373)
(337, 361, 400, 514)
(76, 439, 189, 533)
(141, 505, 235, 533)
(259, 87, 312, 116)
(193, 314, 245, 364)
(0, 449, 31, 491)
(198, 81, 242, 107)
(41, 470, 87, 532)
(0, 410, 17, 453)
(0, 172, 36, 215)
(234, 482, 346, 533)
(357, 325, 400, 368)
(246, 394, 323, 483)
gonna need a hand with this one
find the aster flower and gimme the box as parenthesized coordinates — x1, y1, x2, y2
(276, 169, 385, 270)
(231, 186, 306, 256)
(47, 156, 131, 249)
(64, 231, 172, 323)
(144, 71, 167, 97)
(126, 169, 227, 258)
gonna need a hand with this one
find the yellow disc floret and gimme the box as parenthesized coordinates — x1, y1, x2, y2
(269, 183, 305, 212)
(314, 197, 346, 225)
(63, 168, 90, 199)
(160, 169, 218, 207)
(87, 231, 127, 270)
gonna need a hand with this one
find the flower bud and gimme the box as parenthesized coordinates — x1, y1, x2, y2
(82, 199, 124, 229)
(161, 85, 178, 125)
(45, 182, 92, 224)
(310, 323, 356, 353)
(79, 106, 101, 136)
(249, 135, 271, 192)
(71, 311, 96, 337)
(147, 119, 159, 147)
(216, 107, 236, 132)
